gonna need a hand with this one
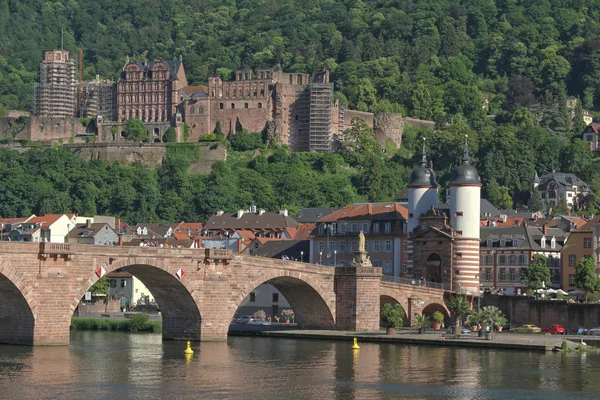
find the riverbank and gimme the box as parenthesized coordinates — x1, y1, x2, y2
(229, 327, 590, 352)
(71, 316, 161, 333)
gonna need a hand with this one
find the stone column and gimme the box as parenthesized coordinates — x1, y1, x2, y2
(408, 296, 425, 327)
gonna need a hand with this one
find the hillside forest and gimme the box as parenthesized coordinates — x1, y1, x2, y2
(2, 0, 600, 221)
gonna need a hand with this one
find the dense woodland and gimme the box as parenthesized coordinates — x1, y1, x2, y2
(2, 0, 600, 221)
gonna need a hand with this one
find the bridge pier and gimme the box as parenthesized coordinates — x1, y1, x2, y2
(408, 296, 425, 327)
(335, 265, 382, 331)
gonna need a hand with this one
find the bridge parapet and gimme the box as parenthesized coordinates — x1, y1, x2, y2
(204, 248, 233, 264)
(39, 242, 75, 260)
(382, 275, 451, 291)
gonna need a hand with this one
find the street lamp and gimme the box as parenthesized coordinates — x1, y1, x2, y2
(1, 223, 4, 241)
(319, 251, 323, 265)
(300, 251, 304, 262)
(334, 250, 337, 267)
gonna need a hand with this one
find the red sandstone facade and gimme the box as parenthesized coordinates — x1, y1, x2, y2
(0, 242, 448, 345)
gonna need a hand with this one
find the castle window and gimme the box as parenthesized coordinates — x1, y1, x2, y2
(297, 74, 303, 84)
(289, 74, 293, 84)
(258, 102, 262, 109)
(220, 103, 224, 110)
(245, 103, 249, 109)
(190, 106, 195, 115)
(231, 103, 235, 109)
(260, 89, 265, 96)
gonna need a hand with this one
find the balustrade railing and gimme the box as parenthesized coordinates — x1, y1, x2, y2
(381, 275, 450, 291)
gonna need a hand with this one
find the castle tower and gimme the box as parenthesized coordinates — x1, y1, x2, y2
(449, 137, 481, 294)
(407, 141, 438, 273)
(33, 50, 77, 118)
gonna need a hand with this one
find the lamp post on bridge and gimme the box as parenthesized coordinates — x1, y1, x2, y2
(319, 251, 322, 265)
(300, 250, 304, 263)
(334, 250, 337, 267)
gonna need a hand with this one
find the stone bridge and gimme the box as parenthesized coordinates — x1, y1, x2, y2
(0, 242, 450, 345)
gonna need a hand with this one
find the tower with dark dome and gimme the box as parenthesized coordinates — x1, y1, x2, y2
(406, 141, 438, 273)
(449, 136, 481, 294)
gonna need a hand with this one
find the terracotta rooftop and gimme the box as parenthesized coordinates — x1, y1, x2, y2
(27, 214, 64, 226)
(205, 211, 299, 230)
(317, 203, 408, 223)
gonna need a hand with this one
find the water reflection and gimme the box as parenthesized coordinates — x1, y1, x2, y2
(1, 332, 600, 399)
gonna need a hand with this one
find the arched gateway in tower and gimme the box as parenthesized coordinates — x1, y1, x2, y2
(407, 137, 481, 295)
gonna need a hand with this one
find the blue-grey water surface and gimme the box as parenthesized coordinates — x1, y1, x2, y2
(1, 331, 600, 399)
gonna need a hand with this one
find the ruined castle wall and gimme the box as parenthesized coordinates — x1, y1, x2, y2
(0, 116, 83, 142)
(374, 113, 405, 149)
(278, 83, 310, 152)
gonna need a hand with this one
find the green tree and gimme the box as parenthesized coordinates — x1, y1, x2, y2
(214, 120, 224, 135)
(521, 255, 551, 291)
(480, 306, 507, 340)
(163, 127, 177, 143)
(572, 98, 587, 135)
(447, 296, 472, 335)
(574, 256, 600, 303)
(89, 277, 109, 295)
(123, 118, 148, 142)
(381, 303, 405, 328)
(529, 189, 543, 213)
(486, 179, 512, 209)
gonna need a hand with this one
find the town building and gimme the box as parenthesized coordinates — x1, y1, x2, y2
(235, 283, 292, 319)
(106, 271, 156, 309)
(203, 207, 300, 239)
(81, 76, 117, 121)
(533, 171, 591, 210)
(33, 50, 77, 118)
(67, 221, 119, 245)
(5, 214, 74, 243)
(308, 202, 408, 277)
(560, 217, 600, 291)
(582, 123, 600, 155)
(407, 140, 482, 294)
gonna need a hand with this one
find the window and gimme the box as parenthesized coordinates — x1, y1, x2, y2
(402, 262, 408, 273)
(403, 241, 408, 252)
(510, 270, 516, 282)
(499, 255, 506, 264)
(487, 239, 493, 247)
(485, 271, 492, 281)
(258, 102, 263, 108)
(330, 223, 337, 234)
(351, 241, 358, 252)
(350, 224, 357, 233)
(220, 103, 224, 109)
(500, 239, 506, 247)
(272, 293, 279, 303)
(339, 223, 346, 233)
(329, 241, 336, 253)
(340, 241, 347, 253)
(373, 223, 380, 233)
(421, 223, 427, 230)
(250, 292, 256, 302)
(510, 255, 517, 265)
(372, 260, 379, 267)
(512, 239, 518, 247)
(110, 279, 116, 288)
(385, 223, 392, 233)
(318, 241, 324, 253)
(519, 255, 526, 265)
(231, 103, 235, 109)
(584, 238, 592, 248)
(361, 223, 369, 233)
(383, 260, 392, 273)
(550, 237, 556, 249)
(541, 236, 546, 248)
(244, 103, 249, 109)
(121, 280, 126, 288)
(373, 241, 381, 252)
(569, 274, 576, 286)
(569, 255, 576, 267)
(500, 270, 506, 281)
(318, 224, 324, 235)
(384, 240, 392, 252)
(520, 269, 526, 281)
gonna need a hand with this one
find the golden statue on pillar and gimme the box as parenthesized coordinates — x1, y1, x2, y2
(358, 230, 366, 253)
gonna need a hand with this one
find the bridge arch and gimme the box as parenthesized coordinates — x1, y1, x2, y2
(73, 259, 202, 341)
(0, 261, 37, 345)
(422, 302, 451, 325)
(232, 270, 336, 329)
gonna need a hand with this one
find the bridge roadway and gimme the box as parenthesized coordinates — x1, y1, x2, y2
(0, 242, 449, 345)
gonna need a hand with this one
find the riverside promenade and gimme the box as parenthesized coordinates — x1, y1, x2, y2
(229, 326, 592, 352)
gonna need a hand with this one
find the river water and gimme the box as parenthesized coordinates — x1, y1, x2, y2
(1, 331, 599, 399)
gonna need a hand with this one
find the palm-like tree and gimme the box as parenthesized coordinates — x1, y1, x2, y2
(447, 296, 472, 335)
(414, 313, 431, 334)
(480, 306, 507, 340)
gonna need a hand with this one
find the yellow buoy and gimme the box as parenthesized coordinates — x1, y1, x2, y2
(184, 341, 194, 355)
(352, 337, 360, 350)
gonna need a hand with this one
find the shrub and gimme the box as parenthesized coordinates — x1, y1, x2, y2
(128, 314, 150, 332)
(381, 303, 405, 328)
(561, 340, 568, 351)
(163, 127, 177, 142)
(253, 309, 266, 321)
(432, 311, 445, 324)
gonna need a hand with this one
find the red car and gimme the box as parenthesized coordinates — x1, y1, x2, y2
(542, 324, 565, 334)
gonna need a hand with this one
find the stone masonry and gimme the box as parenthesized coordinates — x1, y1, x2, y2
(0, 242, 448, 345)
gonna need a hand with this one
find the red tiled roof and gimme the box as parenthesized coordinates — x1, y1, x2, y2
(27, 214, 64, 226)
(183, 85, 208, 96)
(292, 223, 316, 240)
(318, 203, 408, 223)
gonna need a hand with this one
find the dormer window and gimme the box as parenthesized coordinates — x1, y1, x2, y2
(541, 236, 546, 248)
(487, 239, 493, 247)
(551, 237, 556, 249)
(318, 224, 324, 235)
(512, 239, 518, 247)
(421, 223, 427, 230)
(500, 239, 506, 247)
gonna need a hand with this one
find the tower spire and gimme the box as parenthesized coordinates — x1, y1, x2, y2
(420, 137, 427, 167)
(462, 134, 470, 163)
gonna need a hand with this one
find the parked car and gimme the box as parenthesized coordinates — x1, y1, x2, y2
(447, 325, 472, 334)
(567, 327, 589, 335)
(248, 319, 271, 326)
(234, 315, 254, 324)
(515, 324, 541, 333)
(502, 324, 516, 331)
(588, 327, 600, 335)
(541, 324, 565, 334)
